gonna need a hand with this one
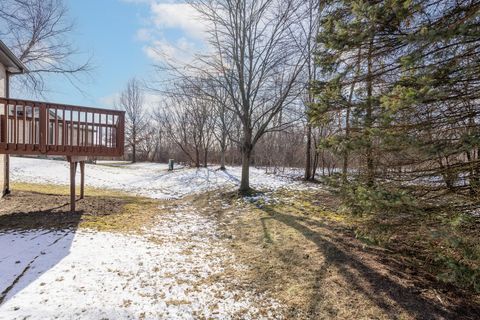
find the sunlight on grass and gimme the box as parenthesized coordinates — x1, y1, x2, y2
(9, 182, 162, 233)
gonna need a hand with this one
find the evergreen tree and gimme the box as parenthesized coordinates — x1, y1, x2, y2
(310, 0, 480, 211)
(311, 0, 414, 184)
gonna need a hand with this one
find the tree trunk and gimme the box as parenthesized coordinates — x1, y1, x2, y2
(343, 48, 361, 183)
(132, 144, 136, 163)
(220, 144, 226, 170)
(466, 151, 477, 195)
(240, 148, 251, 192)
(342, 107, 350, 182)
(305, 123, 312, 180)
(321, 150, 325, 176)
(312, 151, 319, 177)
(195, 148, 200, 168)
(474, 151, 480, 195)
(204, 148, 208, 168)
(365, 39, 375, 187)
(240, 130, 253, 192)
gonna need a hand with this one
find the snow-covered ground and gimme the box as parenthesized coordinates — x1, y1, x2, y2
(1, 157, 302, 319)
(10, 157, 308, 199)
(0, 206, 281, 319)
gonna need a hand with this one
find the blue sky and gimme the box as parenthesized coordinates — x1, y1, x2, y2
(30, 0, 206, 109)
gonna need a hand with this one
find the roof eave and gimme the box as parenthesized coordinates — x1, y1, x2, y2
(0, 40, 28, 74)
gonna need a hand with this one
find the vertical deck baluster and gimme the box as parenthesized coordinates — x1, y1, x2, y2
(32, 105, 36, 147)
(100, 113, 103, 148)
(70, 109, 73, 148)
(54, 107, 59, 150)
(108, 114, 110, 149)
(105, 114, 109, 148)
(62, 108, 66, 149)
(47, 105, 50, 148)
(106, 114, 109, 148)
(80, 113, 83, 148)
(84, 112, 87, 149)
(77, 110, 80, 148)
(29, 105, 33, 145)
(112, 115, 116, 148)
(83, 112, 86, 149)
(99, 113, 103, 149)
(120, 112, 125, 156)
(65, 109, 69, 148)
(110, 115, 113, 148)
(1, 101, 6, 147)
(13, 103, 17, 149)
(82, 113, 85, 149)
(91, 112, 95, 148)
(84, 112, 87, 147)
(39, 104, 47, 153)
(22, 102, 26, 148)
(105, 113, 110, 148)
(95, 113, 98, 147)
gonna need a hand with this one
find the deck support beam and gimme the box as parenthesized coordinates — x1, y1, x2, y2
(5, 154, 10, 195)
(80, 161, 85, 199)
(68, 156, 87, 212)
(70, 160, 76, 212)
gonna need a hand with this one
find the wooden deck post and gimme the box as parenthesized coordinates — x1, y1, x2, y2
(39, 104, 47, 154)
(80, 161, 85, 199)
(70, 160, 76, 212)
(5, 155, 10, 194)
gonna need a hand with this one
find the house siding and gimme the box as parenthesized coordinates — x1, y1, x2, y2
(0, 63, 6, 197)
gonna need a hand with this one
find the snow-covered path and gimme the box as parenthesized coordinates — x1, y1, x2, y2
(0, 206, 281, 319)
(10, 157, 305, 199)
(1, 157, 291, 319)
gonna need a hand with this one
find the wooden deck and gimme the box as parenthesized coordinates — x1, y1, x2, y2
(0, 98, 125, 157)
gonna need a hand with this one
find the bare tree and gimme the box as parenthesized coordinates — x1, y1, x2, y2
(118, 78, 147, 163)
(156, 97, 199, 166)
(213, 96, 236, 170)
(184, 0, 307, 191)
(157, 80, 216, 168)
(298, 0, 322, 181)
(0, 0, 91, 95)
(203, 78, 236, 170)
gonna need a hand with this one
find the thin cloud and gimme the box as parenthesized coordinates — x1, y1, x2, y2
(150, 3, 208, 41)
(125, 0, 209, 64)
(99, 90, 160, 111)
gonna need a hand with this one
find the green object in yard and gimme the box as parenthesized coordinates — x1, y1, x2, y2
(168, 159, 174, 171)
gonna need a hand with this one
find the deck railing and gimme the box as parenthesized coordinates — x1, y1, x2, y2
(0, 98, 125, 157)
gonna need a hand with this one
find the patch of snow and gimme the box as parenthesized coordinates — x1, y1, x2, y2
(0, 205, 282, 319)
(243, 193, 279, 207)
(2, 157, 301, 318)
(10, 157, 312, 199)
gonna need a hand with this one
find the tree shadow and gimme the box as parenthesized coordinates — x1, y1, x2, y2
(219, 169, 240, 184)
(0, 203, 83, 306)
(259, 206, 474, 319)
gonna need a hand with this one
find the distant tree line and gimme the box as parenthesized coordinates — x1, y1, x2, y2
(5, 0, 478, 203)
(118, 0, 479, 205)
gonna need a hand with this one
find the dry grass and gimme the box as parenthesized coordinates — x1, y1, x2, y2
(0, 182, 162, 233)
(2, 182, 478, 319)
(189, 189, 480, 320)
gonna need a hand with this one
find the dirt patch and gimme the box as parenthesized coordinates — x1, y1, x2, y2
(189, 189, 480, 320)
(0, 183, 161, 233)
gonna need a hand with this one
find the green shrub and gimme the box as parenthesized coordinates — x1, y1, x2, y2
(435, 255, 480, 293)
(323, 175, 416, 215)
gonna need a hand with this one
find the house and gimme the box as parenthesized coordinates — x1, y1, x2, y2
(0, 40, 125, 211)
(0, 40, 26, 197)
